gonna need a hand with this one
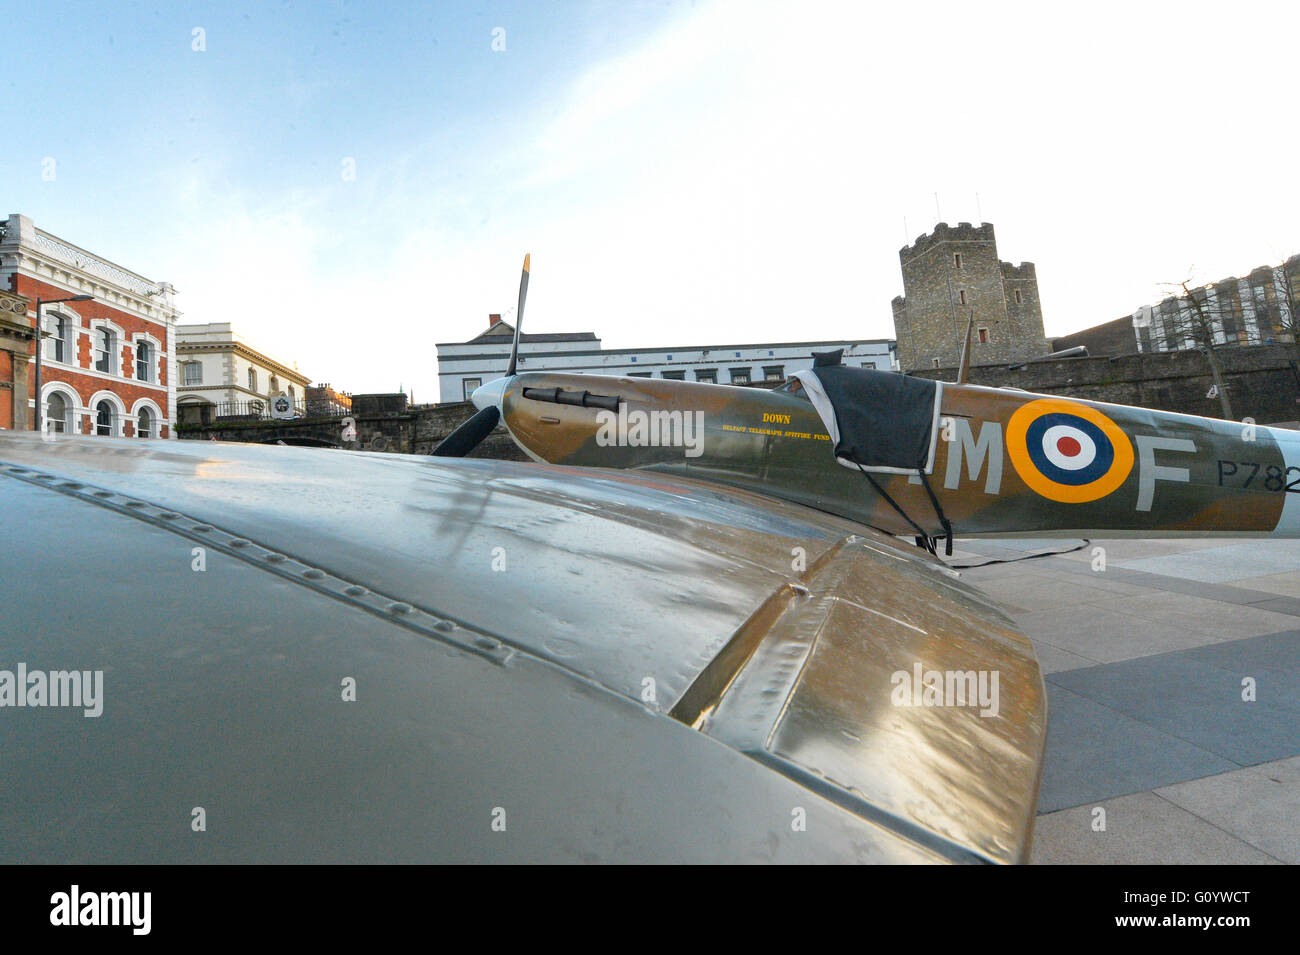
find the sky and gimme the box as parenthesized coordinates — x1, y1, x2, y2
(6, 0, 1299, 398)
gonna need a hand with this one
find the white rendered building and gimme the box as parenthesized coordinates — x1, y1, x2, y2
(175, 323, 312, 424)
(436, 315, 897, 404)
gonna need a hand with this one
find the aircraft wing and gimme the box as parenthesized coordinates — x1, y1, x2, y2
(0, 433, 1044, 863)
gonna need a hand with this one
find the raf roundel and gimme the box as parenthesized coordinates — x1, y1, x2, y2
(1005, 399, 1134, 503)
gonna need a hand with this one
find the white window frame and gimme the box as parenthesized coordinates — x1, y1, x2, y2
(131, 397, 165, 439)
(89, 319, 126, 376)
(88, 391, 126, 437)
(130, 331, 163, 383)
(94, 328, 112, 372)
(41, 383, 80, 435)
(95, 401, 114, 436)
(44, 311, 72, 364)
(91, 324, 118, 376)
(135, 340, 152, 382)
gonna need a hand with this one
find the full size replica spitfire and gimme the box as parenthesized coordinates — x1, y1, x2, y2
(459, 366, 1300, 546)
(443, 264, 1300, 549)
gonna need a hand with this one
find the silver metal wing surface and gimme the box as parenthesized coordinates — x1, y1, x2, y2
(0, 433, 1044, 863)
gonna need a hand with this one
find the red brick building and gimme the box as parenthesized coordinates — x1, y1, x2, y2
(0, 214, 179, 437)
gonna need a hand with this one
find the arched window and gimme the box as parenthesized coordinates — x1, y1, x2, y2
(44, 313, 69, 363)
(94, 328, 117, 374)
(248, 367, 258, 391)
(136, 341, 153, 382)
(95, 400, 115, 436)
(45, 392, 71, 433)
(287, 384, 295, 401)
(269, 374, 279, 394)
(137, 406, 154, 438)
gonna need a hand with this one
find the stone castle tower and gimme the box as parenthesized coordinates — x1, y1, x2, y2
(891, 222, 1049, 373)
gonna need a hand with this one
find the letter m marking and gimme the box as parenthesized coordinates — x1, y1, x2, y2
(944, 419, 1003, 494)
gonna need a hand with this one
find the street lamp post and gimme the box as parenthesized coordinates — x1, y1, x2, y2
(33, 294, 93, 433)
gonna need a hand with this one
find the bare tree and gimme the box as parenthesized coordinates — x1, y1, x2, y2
(1149, 276, 1236, 419)
(1138, 258, 1300, 421)
(1256, 256, 1300, 348)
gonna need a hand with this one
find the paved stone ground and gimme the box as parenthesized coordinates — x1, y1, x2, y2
(950, 537, 1300, 865)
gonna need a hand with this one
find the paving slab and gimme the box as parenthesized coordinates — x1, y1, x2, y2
(1156, 764, 1300, 864)
(1103, 592, 1299, 642)
(1183, 630, 1300, 689)
(968, 574, 1120, 612)
(1017, 605, 1220, 663)
(1241, 595, 1300, 617)
(1056, 538, 1252, 562)
(1027, 571, 1155, 597)
(1042, 556, 1300, 611)
(1048, 633, 1300, 767)
(951, 536, 1300, 861)
(1038, 684, 1237, 812)
(1236, 572, 1300, 598)
(1115, 540, 1300, 583)
(1031, 641, 1100, 675)
(1255, 755, 1300, 781)
(1031, 791, 1282, 865)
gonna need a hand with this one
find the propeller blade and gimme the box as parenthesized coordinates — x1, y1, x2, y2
(431, 405, 501, 457)
(506, 253, 530, 376)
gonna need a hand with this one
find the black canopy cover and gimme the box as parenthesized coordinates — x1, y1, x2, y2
(796, 353, 942, 475)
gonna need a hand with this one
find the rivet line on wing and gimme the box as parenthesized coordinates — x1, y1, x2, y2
(1, 461, 515, 666)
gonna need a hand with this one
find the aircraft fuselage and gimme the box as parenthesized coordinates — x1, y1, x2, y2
(489, 371, 1300, 540)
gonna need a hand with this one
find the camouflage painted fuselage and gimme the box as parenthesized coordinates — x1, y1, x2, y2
(495, 371, 1300, 539)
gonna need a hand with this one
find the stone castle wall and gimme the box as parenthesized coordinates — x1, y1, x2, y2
(893, 222, 1049, 372)
(911, 343, 1300, 424)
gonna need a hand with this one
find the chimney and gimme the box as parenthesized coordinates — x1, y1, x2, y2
(489, 313, 502, 327)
